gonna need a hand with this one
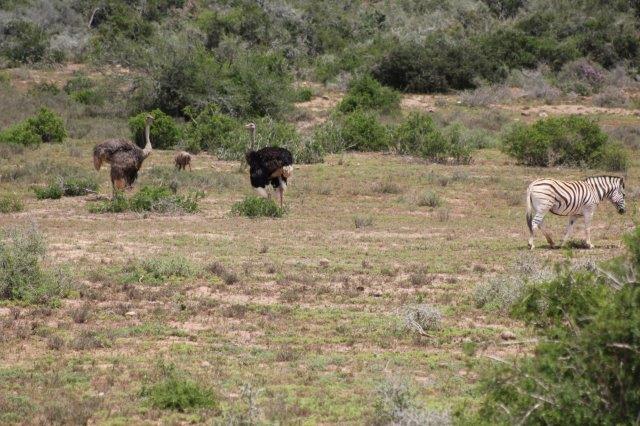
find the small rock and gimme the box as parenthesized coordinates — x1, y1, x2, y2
(538, 112, 548, 118)
(500, 331, 516, 341)
(125, 311, 137, 317)
(319, 258, 330, 268)
(201, 361, 211, 368)
(521, 110, 530, 116)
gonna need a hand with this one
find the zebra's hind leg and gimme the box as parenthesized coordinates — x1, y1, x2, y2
(583, 209, 595, 249)
(538, 222, 555, 248)
(561, 216, 578, 247)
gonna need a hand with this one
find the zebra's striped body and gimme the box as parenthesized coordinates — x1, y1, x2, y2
(526, 176, 626, 249)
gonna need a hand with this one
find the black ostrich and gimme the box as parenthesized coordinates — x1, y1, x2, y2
(244, 122, 294, 208)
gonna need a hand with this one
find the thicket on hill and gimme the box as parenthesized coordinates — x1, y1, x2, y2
(463, 226, 640, 425)
(502, 116, 627, 171)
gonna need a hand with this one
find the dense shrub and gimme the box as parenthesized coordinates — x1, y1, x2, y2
(0, 122, 41, 146)
(0, 193, 23, 213)
(143, 363, 216, 412)
(337, 74, 400, 114)
(25, 108, 67, 143)
(469, 227, 640, 425)
(129, 109, 181, 150)
(373, 33, 486, 92)
(394, 113, 474, 164)
(340, 110, 390, 151)
(502, 115, 622, 170)
(1, 20, 49, 64)
(34, 183, 63, 200)
(0, 225, 71, 305)
(183, 105, 241, 154)
(232, 196, 284, 218)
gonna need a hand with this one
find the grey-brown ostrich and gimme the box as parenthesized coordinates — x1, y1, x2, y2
(244, 122, 294, 208)
(174, 151, 192, 171)
(93, 114, 154, 194)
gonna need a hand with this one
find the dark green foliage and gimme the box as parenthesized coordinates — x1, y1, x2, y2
(1, 20, 49, 64)
(25, 108, 67, 143)
(294, 87, 314, 102)
(0, 122, 41, 146)
(183, 105, 241, 154)
(373, 33, 486, 92)
(0, 225, 71, 305)
(232, 196, 284, 218)
(89, 186, 201, 214)
(502, 115, 618, 169)
(337, 75, 400, 114)
(63, 73, 94, 95)
(129, 109, 181, 150)
(394, 113, 474, 163)
(340, 110, 390, 151)
(598, 143, 629, 172)
(468, 227, 640, 425)
(0, 193, 23, 213)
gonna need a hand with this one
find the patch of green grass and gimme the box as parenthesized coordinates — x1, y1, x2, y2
(144, 365, 217, 412)
(0, 193, 23, 213)
(89, 186, 202, 214)
(33, 182, 63, 200)
(232, 196, 284, 218)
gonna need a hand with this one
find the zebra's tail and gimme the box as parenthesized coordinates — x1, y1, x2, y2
(526, 187, 533, 233)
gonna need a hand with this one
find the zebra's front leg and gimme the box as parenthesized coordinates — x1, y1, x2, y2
(561, 216, 578, 247)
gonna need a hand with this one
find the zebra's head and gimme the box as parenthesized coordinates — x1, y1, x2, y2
(610, 177, 626, 214)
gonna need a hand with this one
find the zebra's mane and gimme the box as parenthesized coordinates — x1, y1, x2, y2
(584, 175, 625, 188)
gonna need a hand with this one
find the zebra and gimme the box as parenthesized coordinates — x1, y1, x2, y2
(526, 176, 626, 249)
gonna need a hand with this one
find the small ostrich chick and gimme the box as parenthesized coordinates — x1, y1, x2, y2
(244, 122, 294, 208)
(175, 151, 192, 171)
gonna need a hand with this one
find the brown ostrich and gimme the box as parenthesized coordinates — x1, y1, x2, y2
(174, 151, 192, 171)
(93, 114, 154, 195)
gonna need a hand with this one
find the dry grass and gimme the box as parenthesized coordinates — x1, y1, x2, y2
(0, 73, 638, 424)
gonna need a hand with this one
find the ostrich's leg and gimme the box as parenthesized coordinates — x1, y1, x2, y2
(254, 186, 268, 198)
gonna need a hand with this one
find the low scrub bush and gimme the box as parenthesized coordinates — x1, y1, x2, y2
(0, 122, 41, 146)
(337, 74, 400, 114)
(232, 196, 284, 218)
(1, 20, 49, 64)
(502, 115, 623, 170)
(129, 109, 181, 150)
(293, 87, 314, 102)
(183, 105, 241, 154)
(89, 185, 202, 214)
(371, 379, 451, 426)
(403, 304, 442, 335)
(34, 176, 98, 199)
(340, 110, 390, 151)
(0, 225, 71, 305)
(121, 256, 199, 284)
(416, 191, 441, 208)
(467, 227, 640, 424)
(0, 193, 23, 213)
(143, 364, 217, 412)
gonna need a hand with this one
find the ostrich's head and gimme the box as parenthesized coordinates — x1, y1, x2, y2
(145, 114, 154, 125)
(245, 122, 256, 132)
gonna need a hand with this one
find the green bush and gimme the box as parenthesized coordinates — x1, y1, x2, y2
(34, 176, 98, 199)
(502, 115, 615, 169)
(0, 193, 23, 213)
(337, 74, 400, 114)
(63, 73, 94, 95)
(89, 185, 202, 214)
(294, 87, 314, 102)
(0, 225, 71, 305)
(146, 374, 216, 412)
(129, 109, 181, 150)
(25, 108, 67, 143)
(33, 183, 63, 200)
(0, 122, 41, 146)
(232, 196, 284, 218)
(183, 105, 241, 154)
(340, 110, 390, 151)
(469, 227, 640, 425)
(598, 143, 628, 172)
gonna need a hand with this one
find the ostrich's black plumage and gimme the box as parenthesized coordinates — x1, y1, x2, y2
(246, 147, 294, 189)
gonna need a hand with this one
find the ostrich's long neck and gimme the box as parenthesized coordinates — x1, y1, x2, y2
(142, 122, 152, 158)
(251, 129, 256, 151)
